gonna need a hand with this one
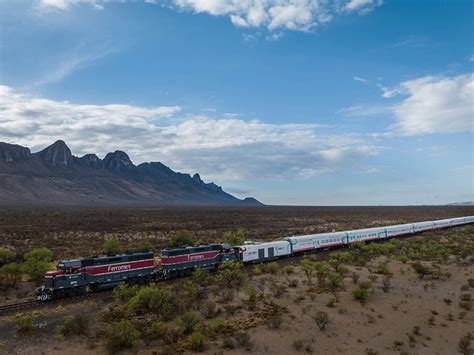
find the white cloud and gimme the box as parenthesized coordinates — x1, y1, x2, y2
(353, 76, 368, 84)
(0, 85, 378, 180)
(389, 74, 474, 135)
(33, 44, 116, 86)
(338, 104, 391, 117)
(35, 0, 103, 12)
(170, 0, 382, 32)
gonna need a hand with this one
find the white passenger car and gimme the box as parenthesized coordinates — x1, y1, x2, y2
(238, 240, 291, 263)
(385, 224, 414, 238)
(346, 227, 386, 243)
(413, 221, 435, 232)
(285, 231, 347, 253)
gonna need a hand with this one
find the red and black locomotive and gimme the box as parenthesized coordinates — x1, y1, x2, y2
(36, 244, 237, 301)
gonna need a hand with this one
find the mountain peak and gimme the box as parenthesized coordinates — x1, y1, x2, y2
(0, 142, 31, 162)
(36, 140, 73, 166)
(103, 150, 134, 172)
(192, 173, 203, 184)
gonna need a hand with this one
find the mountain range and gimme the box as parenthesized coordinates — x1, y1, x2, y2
(0, 140, 262, 206)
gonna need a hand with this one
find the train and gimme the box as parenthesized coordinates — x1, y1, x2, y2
(36, 216, 474, 301)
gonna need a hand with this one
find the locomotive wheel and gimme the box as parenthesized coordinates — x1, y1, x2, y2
(38, 292, 48, 302)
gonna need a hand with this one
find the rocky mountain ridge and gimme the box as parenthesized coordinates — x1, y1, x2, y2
(0, 140, 262, 206)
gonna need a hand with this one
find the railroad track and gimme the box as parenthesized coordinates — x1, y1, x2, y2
(0, 300, 44, 315)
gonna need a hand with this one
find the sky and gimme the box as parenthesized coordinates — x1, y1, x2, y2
(0, 0, 473, 205)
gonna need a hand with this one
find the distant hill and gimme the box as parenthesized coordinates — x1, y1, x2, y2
(446, 201, 474, 206)
(0, 140, 263, 206)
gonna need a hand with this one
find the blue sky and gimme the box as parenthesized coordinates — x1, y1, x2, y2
(0, 0, 472, 205)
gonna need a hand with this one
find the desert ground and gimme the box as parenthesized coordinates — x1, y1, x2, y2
(0, 206, 472, 354)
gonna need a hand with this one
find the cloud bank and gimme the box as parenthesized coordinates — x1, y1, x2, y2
(340, 73, 474, 136)
(389, 74, 474, 135)
(0, 85, 378, 181)
(36, 0, 383, 32)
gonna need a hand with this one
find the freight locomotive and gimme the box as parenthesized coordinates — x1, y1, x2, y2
(36, 216, 474, 301)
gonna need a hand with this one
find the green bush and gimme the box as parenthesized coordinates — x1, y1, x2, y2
(352, 282, 372, 303)
(15, 313, 38, 333)
(113, 283, 138, 302)
(192, 268, 211, 286)
(178, 310, 202, 334)
(216, 262, 246, 288)
(313, 311, 329, 330)
(187, 331, 207, 351)
(103, 239, 123, 255)
(168, 231, 195, 248)
(106, 320, 140, 354)
(127, 285, 176, 320)
(285, 265, 295, 275)
(0, 262, 21, 289)
(0, 247, 16, 266)
(253, 265, 263, 275)
(325, 272, 344, 301)
(22, 247, 53, 281)
(264, 262, 279, 274)
(57, 312, 89, 337)
(223, 227, 247, 246)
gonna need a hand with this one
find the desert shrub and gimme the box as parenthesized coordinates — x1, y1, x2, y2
(460, 294, 471, 302)
(267, 313, 282, 329)
(264, 262, 279, 274)
(201, 299, 219, 319)
(285, 265, 295, 275)
(223, 228, 247, 246)
(205, 317, 228, 337)
(381, 275, 391, 293)
(413, 326, 421, 335)
(293, 339, 312, 352)
(0, 262, 21, 289)
(145, 321, 165, 341)
(113, 283, 138, 302)
(352, 282, 372, 303)
(313, 311, 329, 330)
(468, 279, 474, 288)
(329, 251, 353, 265)
(411, 261, 431, 279)
(271, 283, 287, 298)
(234, 331, 252, 350)
(178, 310, 202, 334)
(459, 301, 472, 311)
(326, 298, 336, 308)
(397, 255, 409, 264)
(57, 312, 89, 337)
(351, 272, 360, 284)
(103, 239, 122, 255)
(314, 261, 332, 287)
(14, 313, 37, 333)
(168, 231, 195, 248)
(373, 261, 390, 275)
(106, 320, 140, 354)
(300, 257, 316, 282)
(127, 285, 175, 320)
(288, 278, 299, 288)
(22, 247, 53, 281)
(134, 240, 155, 252)
(181, 280, 203, 307)
(334, 263, 349, 276)
(326, 272, 344, 302)
(161, 322, 183, 345)
(458, 333, 473, 355)
(253, 265, 263, 275)
(223, 335, 237, 349)
(187, 331, 207, 351)
(0, 247, 16, 266)
(192, 268, 211, 286)
(216, 262, 246, 288)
